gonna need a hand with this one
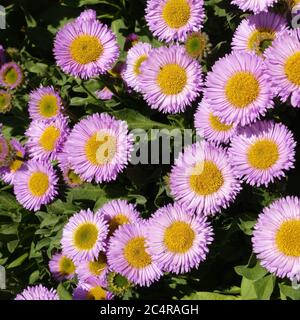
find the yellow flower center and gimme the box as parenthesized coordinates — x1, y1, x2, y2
(87, 286, 107, 300)
(209, 113, 233, 132)
(225, 72, 260, 108)
(290, 0, 300, 7)
(39, 126, 61, 152)
(164, 221, 195, 253)
(9, 150, 23, 172)
(247, 139, 279, 170)
(276, 220, 300, 256)
(133, 55, 148, 75)
(58, 256, 75, 275)
(28, 172, 49, 197)
(70, 35, 103, 65)
(73, 223, 98, 250)
(38, 94, 59, 118)
(284, 52, 300, 86)
(157, 64, 187, 95)
(4, 67, 18, 85)
(66, 169, 83, 185)
(88, 253, 107, 276)
(190, 160, 224, 196)
(123, 237, 152, 269)
(85, 132, 117, 165)
(162, 0, 191, 29)
(247, 29, 275, 55)
(109, 214, 130, 235)
(0, 92, 11, 112)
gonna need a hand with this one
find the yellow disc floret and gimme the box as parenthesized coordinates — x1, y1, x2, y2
(247, 139, 279, 170)
(74, 223, 98, 250)
(28, 172, 49, 197)
(124, 237, 152, 268)
(190, 160, 224, 196)
(70, 35, 103, 65)
(162, 0, 191, 29)
(225, 72, 260, 108)
(276, 219, 300, 256)
(157, 64, 187, 95)
(164, 221, 195, 253)
(284, 52, 300, 86)
(39, 126, 60, 151)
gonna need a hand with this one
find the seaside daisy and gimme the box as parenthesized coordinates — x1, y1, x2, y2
(97, 199, 141, 236)
(73, 281, 114, 300)
(61, 209, 108, 262)
(54, 12, 119, 79)
(123, 42, 152, 92)
(13, 160, 58, 211)
(170, 141, 241, 216)
(145, 0, 205, 43)
(265, 29, 300, 108)
(231, 0, 279, 13)
(49, 252, 76, 281)
(107, 223, 162, 287)
(75, 252, 108, 283)
(140, 45, 202, 113)
(253, 196, 300, 281)
(228, 120, 296, 187)
(232, 12, 287, 56)
(15, 285, 59, 300)
(0, 89, 12, 113)
(57, 147, 84, 188)
(185, 32, 211, 59)
(205, 51, 274, 126)
(63, 113, 133, 183)
(0, 62, 22, 89)
(194, 99, 237, 144)
(25, 116, 69, 161)
(28, 86, 63, 121)
(0, 139, 26, 185)
(147, 203, 213, 274)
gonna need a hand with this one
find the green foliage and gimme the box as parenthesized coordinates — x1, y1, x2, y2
(0, 0, 300, 300)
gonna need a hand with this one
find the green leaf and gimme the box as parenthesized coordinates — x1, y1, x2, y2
(279, 283, 300, 300)
(235, 261, 268, 280)
(7, 240, 19, 253)
(46, 200, 79, 215)
(67, 185, 106, 202)
(182, 292, 240, 300)
(111, 19, 126, 49)
(57, 283, 72, 300)
(112, 109, 173, 130)
(241, 275, 275, 300)
(40, 214, 60, 228)
(29, 270, 40, 284)
(7, 253, 28, 269)
(0, 223, 19, 235)
(70, 96, 96, 106)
